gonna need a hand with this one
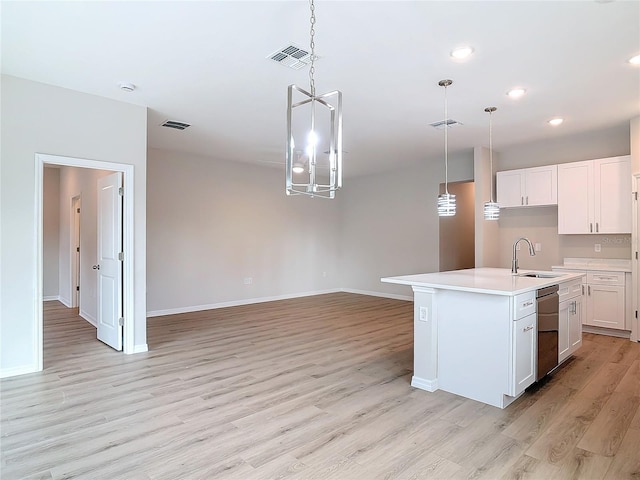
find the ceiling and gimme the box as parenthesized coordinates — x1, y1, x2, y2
(3, 1, 639, 177)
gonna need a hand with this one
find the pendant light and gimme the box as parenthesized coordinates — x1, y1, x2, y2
(285, 0, 343, 199)
(437, 79, 456, 217)
(483, 106, 500, 220)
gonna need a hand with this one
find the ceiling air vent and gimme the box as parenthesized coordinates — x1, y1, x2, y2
(429, 119, 463, 129)
(268, 44, 315, 70)
(161, 120, 191, 130)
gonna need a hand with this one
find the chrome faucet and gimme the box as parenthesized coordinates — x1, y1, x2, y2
(512, 237, 536, 274)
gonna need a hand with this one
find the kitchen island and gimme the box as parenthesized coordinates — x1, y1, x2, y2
(382, 268, 585, 408)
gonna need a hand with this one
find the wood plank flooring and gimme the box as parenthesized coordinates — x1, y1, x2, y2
(1, 293, 639, 479)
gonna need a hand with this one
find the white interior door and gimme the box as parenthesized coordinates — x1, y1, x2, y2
(96, 172, 123, 350)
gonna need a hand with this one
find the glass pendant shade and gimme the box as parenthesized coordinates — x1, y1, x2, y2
(438, 193, 456, 217)
(286, 85, 343, 198)
(483, 201, 500, 220)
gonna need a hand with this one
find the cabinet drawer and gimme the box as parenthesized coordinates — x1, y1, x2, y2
(513, 291, 536, 320)
(558, 278, 584, 303)
(587, 271, 625, 286)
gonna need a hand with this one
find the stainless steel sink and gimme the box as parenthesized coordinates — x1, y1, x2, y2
(517, 272, 562, 278)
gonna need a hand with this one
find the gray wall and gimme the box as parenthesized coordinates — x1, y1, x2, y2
(0, 75, 147, 377)
(43, 167, 60, 299)
(146, 148, 341, 315)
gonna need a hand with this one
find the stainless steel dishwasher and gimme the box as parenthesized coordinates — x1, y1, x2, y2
(536, 285, 559, 381)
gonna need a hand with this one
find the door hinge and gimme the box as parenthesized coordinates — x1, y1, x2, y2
(77, 207, 81, 213)
(636, 251, 638, 260)
(76, 285, 80, 291)
(118, 317, 124, 326)
(76, 246, 80, 253)
(634, 192, 638, 201)
(636, 310, 638, 319)
(118, 187, 124, 196)
(118, 252, 124, 261)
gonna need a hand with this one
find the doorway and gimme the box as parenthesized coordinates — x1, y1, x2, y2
(439, 180, 476, 272)
(35, 153, 136, 372)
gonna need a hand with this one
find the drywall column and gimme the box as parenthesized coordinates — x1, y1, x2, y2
(474, 146, 500, 267)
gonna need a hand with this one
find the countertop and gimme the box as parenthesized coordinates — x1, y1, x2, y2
(381, 267, 585, 296)
(551, 257, 632, 273)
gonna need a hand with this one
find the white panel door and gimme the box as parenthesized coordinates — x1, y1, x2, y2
(586, 284, 625, 330)
(595, 156, 631, 234)
(558, 299, 571, 363)
(558, 161, 593, 234)
(96, 172, 123, 351)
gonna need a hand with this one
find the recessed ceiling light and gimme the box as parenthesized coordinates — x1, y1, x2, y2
(548, 118, 564, 126)
(507, 88, 526, 98)
(450, 46, 474, 60)
(629, 54, 640, 65)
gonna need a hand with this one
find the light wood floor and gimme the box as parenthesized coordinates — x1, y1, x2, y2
(1, 293, 639, 480)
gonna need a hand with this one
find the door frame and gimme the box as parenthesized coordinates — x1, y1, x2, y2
(71, 195, 81, 309)
(35, 153, 136, 370)
(632, 173, 639, 342)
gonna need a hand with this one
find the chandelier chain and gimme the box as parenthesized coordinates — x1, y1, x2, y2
(309, 0, 316, 97)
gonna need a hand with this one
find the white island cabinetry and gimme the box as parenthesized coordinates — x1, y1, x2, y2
(382, 268, 585, 409)
(558, 277, 584, 363)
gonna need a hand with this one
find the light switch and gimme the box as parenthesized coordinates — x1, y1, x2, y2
(594, 244, 601, 253)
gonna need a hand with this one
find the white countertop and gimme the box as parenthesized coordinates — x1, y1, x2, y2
(551, 257, 631, 273)
(381, 267, 585, 296)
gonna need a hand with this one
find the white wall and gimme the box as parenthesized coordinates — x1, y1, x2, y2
(340, 151, 474, 299)
(43, 167, 60, 299)
(57, 167, 113, 323)
(0, 75, 147, 377)
(146, 148, 341, 315)
(495, 123, 632, 270)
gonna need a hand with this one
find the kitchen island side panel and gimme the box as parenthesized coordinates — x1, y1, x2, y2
(437, 290, 512, 407)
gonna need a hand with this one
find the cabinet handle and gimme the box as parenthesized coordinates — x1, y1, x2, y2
(523, 324, 534, 332)
(526, 196, 529, 205)
(582, 284, 585, 295)
(590, 223, 593, 233)
(521, 196, 524, 206)
(596, 222, 599, 233)
(588, 285, 591, 295)
(571, 301, 576, 314)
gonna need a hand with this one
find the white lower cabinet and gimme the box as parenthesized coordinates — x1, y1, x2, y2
(558, 278, 584, 363)
(512, 312, 536, 397)
(586, 284, 625, 329)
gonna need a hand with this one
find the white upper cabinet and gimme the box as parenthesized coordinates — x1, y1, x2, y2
(558, 156, 631, 234)
(497, 165, 558, 208)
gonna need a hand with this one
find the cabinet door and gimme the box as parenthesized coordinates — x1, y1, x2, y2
(586, 284, 625, 329)
(497, 170, 524, 208)
(569, 296, 583, 353)
(594, 156, 631, 234)
(558, 161, 593, 234)
(558, 299, 571, 363)
(525, 165, 557, 206)
(512, 313, 536, 396)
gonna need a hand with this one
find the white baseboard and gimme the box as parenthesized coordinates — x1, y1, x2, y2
(131, 344, 148, 354)
(340, 288, 413, 302)
(58, 296, 72, 308)
(411, 376, 438, 392)
(147, 289, 342, 318)
(79, 309, 97, 327)
(43, 295, 60, 302)
(0, 364, 40, 379)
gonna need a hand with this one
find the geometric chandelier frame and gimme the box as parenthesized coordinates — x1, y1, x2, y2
(285, 85, 343, 199)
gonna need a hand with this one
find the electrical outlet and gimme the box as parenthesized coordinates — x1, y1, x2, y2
(594, 244, 601, 253)
(535, 243, 542, 252)
(322, 271, 327, 277)
(419, 306, 428, 322)
(243, 277, 253, 285)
